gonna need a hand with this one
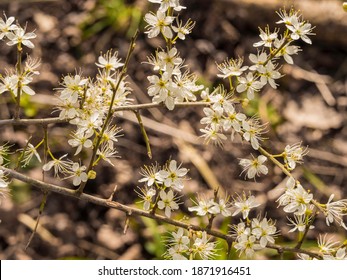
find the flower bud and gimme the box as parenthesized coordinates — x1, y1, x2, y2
(88, 170, 96, 180)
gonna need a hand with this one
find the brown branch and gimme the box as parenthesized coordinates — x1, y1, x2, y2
(0, 117, 67, 126)
(0, 165, 323, 259)
(0, 102, 210, 126)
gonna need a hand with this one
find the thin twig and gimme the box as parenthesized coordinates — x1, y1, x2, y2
(0, 102, 210, 126)
(295, 209, 318, 250)
(134, 110, 152, 159)
(0, 165, 323, 259)
(76, 30, 139, 194)
(25, 191, 48, 250)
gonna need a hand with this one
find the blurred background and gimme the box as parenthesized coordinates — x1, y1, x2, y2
(0, 0, 346, 259)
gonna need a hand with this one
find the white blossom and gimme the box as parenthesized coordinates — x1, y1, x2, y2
(157, 189, 180, 218)
(317, 234, 340, 254)
(277, 177, 313, 216)
(323, 248, 347, 260)
(200, 127, 227, 146)
(325, 194, 347, 229)
(253, 27, 278, 48)
(259, 61, 282, 89)
(234, 234, 262, 258)
(236, 72, 263, 100)
(6, 27, 36, 48)
(0, 15, 17, 40)
(42, 154, 72, 178)
(287, 213, 314, 233)
(249, 51, 268, 72)
(242, 118, 266, 150)
(136, 186, 156, 211)
(138, 163, 162, 187)
(191, 232, 217, 260)
(283, 142, 308, 170)
(172, 18, 195, 40)
(287, 17, 314, 44)
(217, 57, 248, 79)
(251, 217, 277, 248)
(274, 38, 300, 64)
(210, 198, 232, 217)
(19, 142, 41, 167)
(96, 50, 124, 71)
(144, 11, 174, 39)
(68, 162, 88, 186)
(68, 129, 93, 155)
(239, 155, 268, 180)
(232, 193, 260, 219)
(188, 197, 215, 216)
(149, 0, 186, 12)
(157, 160, 188, 191)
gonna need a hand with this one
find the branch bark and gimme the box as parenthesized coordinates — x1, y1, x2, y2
(0, 165, 323, 259)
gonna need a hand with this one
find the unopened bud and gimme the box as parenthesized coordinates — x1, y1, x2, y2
(242, 98, 249, 108)
(88, 170, 96, 180)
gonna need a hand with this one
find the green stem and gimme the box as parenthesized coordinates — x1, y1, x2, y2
(26, 125, 49, 250)
(295, 210, 317, 249)
(258, 146, 293, 178)
(134, 110, 152, 159)
(264, 35, 292, 66)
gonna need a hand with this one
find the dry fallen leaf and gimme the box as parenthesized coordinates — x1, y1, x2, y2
(283, 95, 343, 130)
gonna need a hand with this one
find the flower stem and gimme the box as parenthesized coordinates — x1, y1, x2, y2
(134, 110, 152, 159)
(75, 30, 139, 195)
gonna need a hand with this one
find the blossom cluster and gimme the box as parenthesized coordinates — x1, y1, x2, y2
(186, 190, 277, 258)
(0, 14, 39, 196)
(229, 195, 277, 258)
(1, 14, 130, 186)
(164, 228, 217, 260)
(144, 0, 203, 110)
(188, 192, 261, 220)
(278, 178, 347, 233)
(277, 177, 315, 233)
(0, 13, 133, 187)
(41, 50, 132, 185)
(199, 86, 267, 149)
(231, 216, 277, 258)
(0, 15, 39, 97)
(141, 1, 347, 260)
(199, 9, 315, 149)
(137, 160, 188, 217)
(1, 0, 346, 261)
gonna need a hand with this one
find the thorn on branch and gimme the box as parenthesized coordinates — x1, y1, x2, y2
(134, 110, 152, 159)
(25, 191, 48, 250)
(226, 235, 234, 258)
(108, 185, 118, 201)
(124, 211, 132, 235)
